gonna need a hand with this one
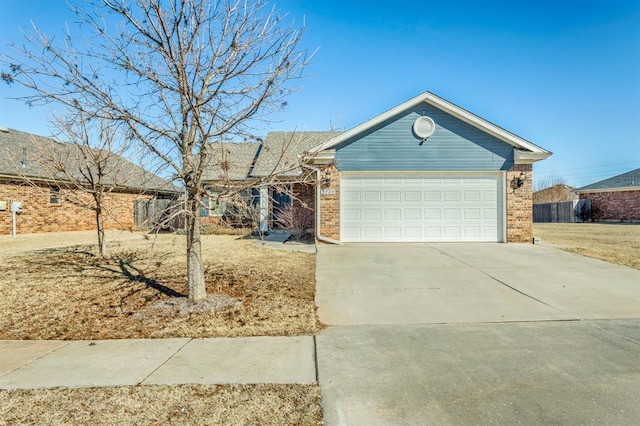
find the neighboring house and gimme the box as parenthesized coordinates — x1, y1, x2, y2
(0, 127, 177, 235)
(533, 184, 578, 204)
(575, 168, 640, 222)
(204, 91, 552, 243)
(202, 131, 340, 230)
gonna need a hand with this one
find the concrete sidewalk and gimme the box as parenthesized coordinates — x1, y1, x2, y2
(0, 336, 316, 389)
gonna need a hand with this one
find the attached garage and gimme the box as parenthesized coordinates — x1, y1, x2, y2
(308, 91, 552, 244)
(341, 172, 503, 242)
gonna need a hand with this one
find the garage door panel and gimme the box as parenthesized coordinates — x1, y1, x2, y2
(424, 191, 441, 202)
(344, 209, 361, 221)
(404, 209, 421, 220)
(463, 209, 481, 220)
(363, 227, 382, 238)
(403, 227, 421, 238)
(341, 173, 503, 242)
(444, 227, 461, 238)
(444, 209, 460, 220)
(384, 191, 402, 202)
(463, 227, 481, 238)
(404, 191, 421, 202)
(363, 191, 381, 203)
(385, 227, 402, 238)
(424, 227, 442, 238)
(344, 192, 361, 203)
(424, 209, 441, 220)
(444, 191, 460, 202)
(384, 209, 401, 220)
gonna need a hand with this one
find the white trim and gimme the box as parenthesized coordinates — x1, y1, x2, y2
(310, 91, 552, 158)
(259, 184, 269, 233)
(575, 186, 640, 194)
(514, 149, 552, 164)
(501, 171, 508, 243)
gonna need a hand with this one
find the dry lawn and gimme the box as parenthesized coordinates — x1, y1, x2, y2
(534, 223, 640, 270)
(0, 233, 320, 339)
(0, 384, 322, 425)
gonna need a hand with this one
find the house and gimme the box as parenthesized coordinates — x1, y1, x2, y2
(202, 132, 341, 231)
(533, 184, 578, 204)
(575, 168, 640, 222)
(204, 91, 552, 243)
(0, 127, 177, 235)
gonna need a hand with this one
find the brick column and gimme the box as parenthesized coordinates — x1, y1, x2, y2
(318, 164, 341, 241)
(506, 164, 533, 243)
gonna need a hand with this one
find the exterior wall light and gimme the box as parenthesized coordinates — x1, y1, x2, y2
(512, 171, 527, 190)
(322, 168, 332, 188)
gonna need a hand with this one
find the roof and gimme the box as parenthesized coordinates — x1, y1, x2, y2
(252, 131, 342, 177)
(201, 142, 260, 181)
(576, 168, 640, 193)
(309, 91, 552, 162)
(201, 131, 341, 181)
(0, 127, 176, 193)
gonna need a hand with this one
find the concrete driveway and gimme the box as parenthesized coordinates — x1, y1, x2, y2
(316, 243, 640, 325)
(315, 243, 640, 425)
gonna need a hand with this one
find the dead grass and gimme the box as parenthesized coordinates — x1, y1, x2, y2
(0, 384, 322, 426)
(534, 223, 640, 270)
(0, 234, 320, 340)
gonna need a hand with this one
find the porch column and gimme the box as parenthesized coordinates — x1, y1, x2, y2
(259, 183, 269, 233)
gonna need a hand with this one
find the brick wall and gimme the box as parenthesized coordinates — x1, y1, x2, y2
(579, 190, 640, 221)
(506, 164, 533, 243)
(318, 164, 340, 241)
(0, 180, 154, 235)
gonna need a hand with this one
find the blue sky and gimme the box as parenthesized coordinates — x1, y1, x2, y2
(1, 0, 639, 187)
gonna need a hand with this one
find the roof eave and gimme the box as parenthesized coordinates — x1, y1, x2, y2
(309, 91, 552, 157)
(514, 149, 553, 164)
(575, 186, 640, 194)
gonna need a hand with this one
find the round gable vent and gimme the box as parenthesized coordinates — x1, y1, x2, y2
(413, 116, 436, 139)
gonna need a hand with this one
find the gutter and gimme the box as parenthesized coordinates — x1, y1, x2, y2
(302, 163, 340, 245)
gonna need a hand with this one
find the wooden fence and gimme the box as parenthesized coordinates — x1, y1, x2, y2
(533, 199, 591, 223)
(134, 199, 184, 231)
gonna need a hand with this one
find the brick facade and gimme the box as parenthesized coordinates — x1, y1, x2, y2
(0, 180, 155, 235)
(579, 190, 640, 222)
(318, 164, 341, 241)
(506, 164, 533, 243)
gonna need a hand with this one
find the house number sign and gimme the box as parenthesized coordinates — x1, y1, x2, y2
(320, 189, 336, 195)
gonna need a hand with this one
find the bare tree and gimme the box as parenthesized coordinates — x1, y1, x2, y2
(2, 0, 308, 301)
(42, 112, 139, 257)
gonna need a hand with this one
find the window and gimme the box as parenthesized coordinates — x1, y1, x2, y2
(50, 186, 61, 205)
(203, 192, 227, 216)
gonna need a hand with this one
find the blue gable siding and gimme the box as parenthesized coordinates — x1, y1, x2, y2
(334, 104, 514, 171)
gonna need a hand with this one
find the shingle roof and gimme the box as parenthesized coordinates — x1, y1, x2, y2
(251, 131, 342, 177)
(0, 127, 176, 193)
(201, 142, 260, 181)
(576, 168, 640, 192)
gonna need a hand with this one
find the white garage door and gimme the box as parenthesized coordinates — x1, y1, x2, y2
(341, 173, 504, 242)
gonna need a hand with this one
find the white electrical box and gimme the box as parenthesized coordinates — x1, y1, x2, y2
(0, 200, 6, 211)
(11, 201, 23, 213)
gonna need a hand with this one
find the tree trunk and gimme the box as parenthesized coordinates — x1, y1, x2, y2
(186, 190, 206, 302)
(96, 207, 107, 258)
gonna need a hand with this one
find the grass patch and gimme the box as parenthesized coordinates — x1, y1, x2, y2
(534, 223, 640, 270)
(0, 384, 322, 425)
(0, 234, 320, 340)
